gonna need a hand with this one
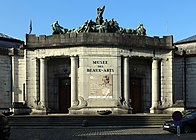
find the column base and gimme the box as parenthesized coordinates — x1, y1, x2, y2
(150, 107, 162, 114)
(11, 102, 32, 115)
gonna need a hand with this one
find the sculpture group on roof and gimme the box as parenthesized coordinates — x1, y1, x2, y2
(51, 6, 146, 36)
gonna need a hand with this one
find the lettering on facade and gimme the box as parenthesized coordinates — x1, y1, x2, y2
(87, 60, 114, 73)
(93, 61, 108, 64)
(87, 68, 114, 73)
(88, 59, 114, 98)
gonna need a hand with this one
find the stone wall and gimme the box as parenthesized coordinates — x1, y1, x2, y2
(12, 55, 26, 103)
(175, 42, 196, 109)
(173, 56, 184, 102)
(186, 56, 196, 108)
(78, 56, 120, 107)
(176, 42, 196, 55)
(0, 54, 11, 110)
(25, 33, 173, 49)
(160, 51, 174, 107)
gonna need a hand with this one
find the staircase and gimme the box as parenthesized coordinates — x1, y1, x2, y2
(8, 114, 172, 127)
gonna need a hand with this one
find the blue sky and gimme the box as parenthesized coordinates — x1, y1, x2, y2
(0, 0, 196, 42)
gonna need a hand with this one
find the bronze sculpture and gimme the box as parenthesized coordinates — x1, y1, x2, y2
(51, 6, 146, 36)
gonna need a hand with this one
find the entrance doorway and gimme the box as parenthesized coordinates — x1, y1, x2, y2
(59, 78, 71, 113)
(131, 78, 142, 113)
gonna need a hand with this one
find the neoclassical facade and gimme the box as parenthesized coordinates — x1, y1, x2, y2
(1, 6, 191, 115)
(7, 33, 174, 115)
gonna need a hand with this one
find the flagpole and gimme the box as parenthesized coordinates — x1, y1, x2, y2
(29, 20, 32, 34)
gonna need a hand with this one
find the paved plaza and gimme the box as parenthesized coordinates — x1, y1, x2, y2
(9, 126, 196, 140)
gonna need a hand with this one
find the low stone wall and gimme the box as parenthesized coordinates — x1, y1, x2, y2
(25, 33, 173, 49)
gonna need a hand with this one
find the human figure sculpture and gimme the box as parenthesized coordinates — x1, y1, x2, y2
(136, 23, 146, 36)
(85, 20, 96, 32)
(98, 19, 109, 33)
(96, 5, 105, 25)
(50, 6, 147, 36)
(101, 75, 111, 97)
(51, 21, 67, 34)
(77, 20, 89, 33)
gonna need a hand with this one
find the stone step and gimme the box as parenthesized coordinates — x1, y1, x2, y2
(8, 114, 172, 127)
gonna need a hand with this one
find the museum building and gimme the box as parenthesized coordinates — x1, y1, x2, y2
(1, 7, 194, 115)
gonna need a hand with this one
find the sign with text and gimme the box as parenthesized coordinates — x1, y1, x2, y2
(86, 60, 115, 74)
(87, 58, 115, 98)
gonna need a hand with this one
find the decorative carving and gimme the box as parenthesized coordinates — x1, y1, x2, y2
(51, 6, 147, 36)
(117, 97, 132, 109)
(173, 100, 184, 107)
(78, 96, 88, 107)
(72, 100, 79, 107)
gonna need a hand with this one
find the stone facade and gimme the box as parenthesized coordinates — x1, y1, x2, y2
(175, 39, 196, 109)
(2, 6, 196, 115)
(0, 35, 23, 113)
(0, 54, 11, 110)
(14, 33, 175, 115)
(4, 31, 196, 115)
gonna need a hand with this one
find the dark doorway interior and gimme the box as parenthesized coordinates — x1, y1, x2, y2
(131, 78, 142, 113)
(59, 78, 71, 113)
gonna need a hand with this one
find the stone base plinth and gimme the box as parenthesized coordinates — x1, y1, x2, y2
(69, 107, 132, 115)
(150, 106, 185, 114)
(161, 107, 185, 114)
(11, 108, 31, 115)
(30, 108, 48, 115)
(150, 107, 162, 114)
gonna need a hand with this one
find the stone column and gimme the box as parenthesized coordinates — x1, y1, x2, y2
(124, 57, 131, 108)
(150, 58, 160, 113)
(11, 56, 16, 104)
(70, 56, 78, 107)
(40, 58, 48, 108)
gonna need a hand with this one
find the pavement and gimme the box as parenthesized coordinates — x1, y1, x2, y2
(9, 126, 196, 140)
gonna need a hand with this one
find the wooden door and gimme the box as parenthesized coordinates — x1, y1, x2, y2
(59, 78, 71, 113)
(131, 78, 142, 113)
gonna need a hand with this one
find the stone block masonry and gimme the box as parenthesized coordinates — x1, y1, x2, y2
(0, 55, 11, 109)
(25, 33, 173, 50)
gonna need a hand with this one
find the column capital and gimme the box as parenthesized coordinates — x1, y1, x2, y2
(123, 55, 130, 58)
(70, 55, 79, 58)
(152, 57, 162, 61)
(39, 57, 50, 61)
